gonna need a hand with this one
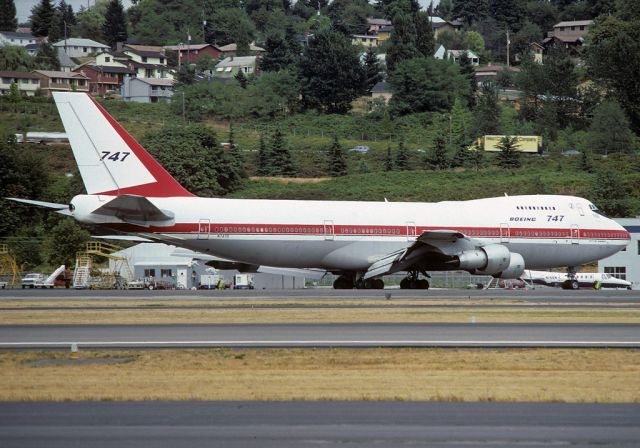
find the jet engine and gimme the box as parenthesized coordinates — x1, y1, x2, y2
(455, 244, 525, 277)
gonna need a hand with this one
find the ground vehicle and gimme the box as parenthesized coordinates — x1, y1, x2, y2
(0, 281, 7, 289)
(233, 274, 254, 290)
(199, 273, 222, 289)
(21, 273, 46, 288)
(349, 145, 370, 153)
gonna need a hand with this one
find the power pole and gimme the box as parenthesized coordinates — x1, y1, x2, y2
(506, 29, 510, 68)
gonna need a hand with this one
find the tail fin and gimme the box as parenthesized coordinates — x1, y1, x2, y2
(53, 92, 193, 197)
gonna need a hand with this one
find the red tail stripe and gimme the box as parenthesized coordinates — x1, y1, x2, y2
(88, 95, 194, 197)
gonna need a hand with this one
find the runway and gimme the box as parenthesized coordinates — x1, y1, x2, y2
(1, 401, 639, 447)
(1, 322, 639, 348)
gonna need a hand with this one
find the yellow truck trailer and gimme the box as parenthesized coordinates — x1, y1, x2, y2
(474, 135, 543, 153)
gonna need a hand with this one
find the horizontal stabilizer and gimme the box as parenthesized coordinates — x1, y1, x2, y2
(91, 235, 154, 242)
(6, 198, 71, 215)
(92, 195, 174, 227)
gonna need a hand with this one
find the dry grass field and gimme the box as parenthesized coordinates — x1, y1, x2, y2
(0, 348, 638, 402)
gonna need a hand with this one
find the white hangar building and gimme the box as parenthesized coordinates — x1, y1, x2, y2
(598, 218, 640, 290)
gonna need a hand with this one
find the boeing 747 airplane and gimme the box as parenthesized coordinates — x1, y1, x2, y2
(7, 93, 631, 289)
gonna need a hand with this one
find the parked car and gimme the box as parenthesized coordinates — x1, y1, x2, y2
(349, 145, 369, 153)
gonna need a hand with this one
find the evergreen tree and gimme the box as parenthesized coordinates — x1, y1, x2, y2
(386, 12, 417, 73)
(269, 128, 296, 176)
(256, 134, 273, 176)
(363, 47, 382, 93)
(31, 0, 55, 37)
(579, 149, 593, 173)
(452, 0, 487, 26)
(224, 124, 247, 181)
(467, 142, 484, 172)
(34, 41, 60, 70)
(49, 1, 76, 43)
(261, 32, 295, 72)
(450, 142, 468, 168)
(0, 0, 17, 32)
(424, 135, 449, 170)
(299, 28, 365, 113)
(414, 11, 435, 58)
(384, 144, 393, 171)
(588, 168, 632, 217)
(102, 0, 128, 48)
(587, 99, 634, 156)
(473, 82, 500, 136)
(496, 136, 521, 169)
(394, 138, 410, 170)
(458, 52, 477, 106)
(326, 135, 347, 177)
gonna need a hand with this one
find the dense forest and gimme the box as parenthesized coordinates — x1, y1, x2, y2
(0, 0, 639, 270)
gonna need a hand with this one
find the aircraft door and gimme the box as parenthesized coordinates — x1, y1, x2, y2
(198, 219, 210, 240)
(406, 221, 417, 242)
(500, 223, 510, 243)
(570, 224, 580, 244)
(324, 220, 334, 241)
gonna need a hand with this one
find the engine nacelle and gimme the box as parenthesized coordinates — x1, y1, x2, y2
(493, 252, 525, 279)
(456, 244, 511, 275)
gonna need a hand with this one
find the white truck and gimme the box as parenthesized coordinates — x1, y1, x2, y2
(21, 273, 46, 288)
(233, 274, 254, 290)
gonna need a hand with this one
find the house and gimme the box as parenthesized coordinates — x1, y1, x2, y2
(434, 45, 480, 66)
(24, 43, 40, 56)
(122, 44, 165, 54)
(0, 31, 37, 47)
(352, 34, 378, 48)
(376, 25, 393, 43)
(543, 20, 593, 51)
(218, 42, 265, 58)
(529, 42, 544, 64)
(474, 65, 520, 86)
(52, 38, 110, 58)
(371, 81, 392, 103)
(95, 51, 131, 67)
(430, 17, 462, 38)
(367, 18, 391, 34)
(598, 218, 640, 290)
(74, 63, 135, 96)
(0, 71, 40, 96)
(213, 56, 257, 78)
(123, 48, 173, 79)
(121, 76, 174, 103)
(56, 47, 76, 72)
(163, 43, 223, 64)
(33, 70, 89, 96)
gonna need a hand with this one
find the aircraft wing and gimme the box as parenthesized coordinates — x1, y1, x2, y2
(91, 194, 175, 227)
(363, 229, 473, 280)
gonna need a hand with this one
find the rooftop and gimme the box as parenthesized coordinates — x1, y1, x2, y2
(0, 71, 40, 79)
(125, 49, 165, 58)
(164, 44, 219, 51)
(52, 38, 110, 49)
(554, 20, 594, 28)
(215, 56, 257, 68)
(218, 42, 265, 52)
(134, 78, 175, 86)
(0, 31, 35, 39)
(33, 70, 89, 79)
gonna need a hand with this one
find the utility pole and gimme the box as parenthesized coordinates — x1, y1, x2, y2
(506, 29, 510, 68)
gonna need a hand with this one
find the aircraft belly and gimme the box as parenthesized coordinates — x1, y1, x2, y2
(182, 238, 407, 271)
(509, 241, 624, 269)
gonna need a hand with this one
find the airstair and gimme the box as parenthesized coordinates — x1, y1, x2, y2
(73, 242, 133, 289)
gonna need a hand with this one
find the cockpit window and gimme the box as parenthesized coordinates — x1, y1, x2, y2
(589, 202, 609, 217)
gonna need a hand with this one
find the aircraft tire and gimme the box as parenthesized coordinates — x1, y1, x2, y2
(417, 279, 429, 289)
(571, 280, 579, 290)
(400, 278, 409, 289)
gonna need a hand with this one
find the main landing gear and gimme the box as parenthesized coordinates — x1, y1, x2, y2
(561, 266, 579, 290)
(399, 271, 430, 290)
(332, 274, 384, 289)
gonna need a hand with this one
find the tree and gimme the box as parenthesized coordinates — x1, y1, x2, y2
(450, 141, 468, 168)
(269, 128, 296, 177)
(49, 0, 76, 43)
(585, 16, 640, 131)
(588, 168, 632, 217)
(34, 41, 60, 70)
(414, 11, 435, 58)
(452, 0, 487, 26)
(458, 52, 477, 106)
(260, 32, 296, 72)
(75, 0, 107, 43)
(384, 144, 393, 171)
(386, 12, 416, 73)
(326, 135, 347, 176)
(496, 135, 521, 169)
(394, 138, 410, 170)
(473, 82, 500, 136)
(0, 0, 17, 32)
(235, 70, 248, 88)
(587, 100, 635, 155)
(46, 219, 90, 266)
(424, 135, 449, 170)
(256, 134, 273, 176)
(616, 0, 640, 21)
(299, 29, 365, 113)
(0, 46, 34, 71)
(488, 0, 526, 29)
(102, 0, 127, 48)
(363, 47, 382, 93)
(467, 143, 484, 172)
(31, 0, 55, 36)
(389, 57, 470, 116)
(141, 125, 244, 196)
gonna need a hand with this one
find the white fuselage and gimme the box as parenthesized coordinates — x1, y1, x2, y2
(71, 194, 630, 273)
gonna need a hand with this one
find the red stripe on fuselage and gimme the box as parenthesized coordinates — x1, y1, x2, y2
(87, 95, 194, 198)
(103, 222, 631, 240)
